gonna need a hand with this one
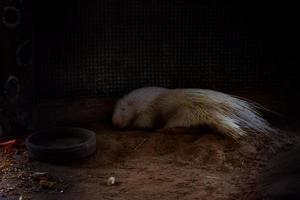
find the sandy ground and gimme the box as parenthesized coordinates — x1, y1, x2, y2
(1, 120, 299, 200)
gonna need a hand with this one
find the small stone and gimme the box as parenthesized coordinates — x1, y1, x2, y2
(107, 177, 116, 186)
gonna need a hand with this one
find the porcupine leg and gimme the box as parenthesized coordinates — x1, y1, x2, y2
(133, 113, 155, 129)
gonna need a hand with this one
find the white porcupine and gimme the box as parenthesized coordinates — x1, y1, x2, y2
(112, 87, 275, 139)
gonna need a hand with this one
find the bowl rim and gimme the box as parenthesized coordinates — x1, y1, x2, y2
(25, 126, 96, 151)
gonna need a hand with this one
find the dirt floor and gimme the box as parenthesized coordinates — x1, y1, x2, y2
(1, 119, 300, 200)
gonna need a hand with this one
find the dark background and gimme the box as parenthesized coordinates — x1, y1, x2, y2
(1, 1, 300, 99)
(34, 1, 300, 97)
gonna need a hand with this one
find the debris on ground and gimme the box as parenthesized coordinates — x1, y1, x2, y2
(0, 122, 299, 199)
(0, 137, 68, 200)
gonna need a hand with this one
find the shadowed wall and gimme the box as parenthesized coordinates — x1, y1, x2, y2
(35, 1, 299, 97)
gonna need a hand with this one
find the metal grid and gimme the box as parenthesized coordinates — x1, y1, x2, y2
(35, 1, 282, 97)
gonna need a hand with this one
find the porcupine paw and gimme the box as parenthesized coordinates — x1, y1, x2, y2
(132, 114, 155, 129)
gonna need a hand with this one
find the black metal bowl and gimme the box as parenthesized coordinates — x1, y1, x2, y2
(25, 127, 97, 163)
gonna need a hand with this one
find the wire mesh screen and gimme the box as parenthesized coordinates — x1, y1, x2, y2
(35, 1, 295, 97)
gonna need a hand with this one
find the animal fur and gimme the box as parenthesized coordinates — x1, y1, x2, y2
(112, 87, 275, 139)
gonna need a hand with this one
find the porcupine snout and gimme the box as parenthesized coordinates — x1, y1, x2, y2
(112, 112, 130, 129)
(112, 116, 124, 128)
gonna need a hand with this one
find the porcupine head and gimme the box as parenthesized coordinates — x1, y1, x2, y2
(112, 87, 169, 129)
(112, 98, 136, 129)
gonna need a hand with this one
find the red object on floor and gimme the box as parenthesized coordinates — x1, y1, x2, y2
(0, 139, 20, 154)
(0, 139, 17, 147)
